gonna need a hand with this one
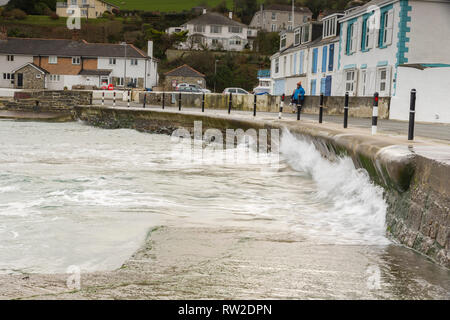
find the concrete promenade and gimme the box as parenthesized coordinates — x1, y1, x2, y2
(93, 99, 450, 143)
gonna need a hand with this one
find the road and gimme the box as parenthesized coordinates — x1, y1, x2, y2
(93, 99, 450, 142)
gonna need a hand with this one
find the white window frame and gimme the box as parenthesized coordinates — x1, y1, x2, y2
(49, 56, 58, 64)
(377, 67, 389, 94)
(294, 28, 301, 45)
(72, 56, 81, 65)
(210, 25, 222, 34)
(194, 25, 206, 33)
(130, 59, 138, 66)
(7, 55, 14, 61)
(109, 58, 116, 65)
(345, 69, 356, 94)
(228, 26, 242, 34)
(280, 34, 287, 49)
(49, 74, 61, 82)
(272, 12, 276, 21)
(271, 24, 277, 32)
(275, 58, 279, 74)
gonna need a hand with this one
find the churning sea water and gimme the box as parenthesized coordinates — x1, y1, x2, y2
(0, 120, 448, 299)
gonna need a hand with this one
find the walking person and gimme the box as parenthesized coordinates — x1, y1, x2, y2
(291, 82, 305, 113)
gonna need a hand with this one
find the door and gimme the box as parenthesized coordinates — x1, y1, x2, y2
(17, 73, 23, 87)
(361, 70, 367, 96)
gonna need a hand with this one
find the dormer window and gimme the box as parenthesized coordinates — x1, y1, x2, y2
(323, 17, 337, 38)
(294, 28, 301, 45)
(280, 34, 287, 49)
(301, 24, 310, 43)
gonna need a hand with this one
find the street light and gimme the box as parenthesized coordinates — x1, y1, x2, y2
(214, 59, 219, 93)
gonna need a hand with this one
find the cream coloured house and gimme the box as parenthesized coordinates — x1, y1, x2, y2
(56, 0, 118, 19)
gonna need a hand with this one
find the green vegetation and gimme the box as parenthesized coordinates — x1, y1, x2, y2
(108, 0, 235, 12)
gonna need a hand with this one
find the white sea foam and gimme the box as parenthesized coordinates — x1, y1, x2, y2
(280, 129, 389, 245)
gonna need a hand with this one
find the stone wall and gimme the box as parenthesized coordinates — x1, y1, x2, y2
(139, 92, 390, 119)
(1, 90, 92, 113)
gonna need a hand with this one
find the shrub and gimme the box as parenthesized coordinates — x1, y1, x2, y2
(10, 9, 27, 20)
(49, 12, 59, 20)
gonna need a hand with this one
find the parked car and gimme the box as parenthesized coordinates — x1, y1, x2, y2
(176, 83, 210, 93)
(176, 86, 202, 93)
(223, 88, 250, 95)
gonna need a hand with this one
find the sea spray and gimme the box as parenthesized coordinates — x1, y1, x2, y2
(280, 129, 389, 245)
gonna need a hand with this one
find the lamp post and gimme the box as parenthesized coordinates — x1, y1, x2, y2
(214, 59, 219, 93)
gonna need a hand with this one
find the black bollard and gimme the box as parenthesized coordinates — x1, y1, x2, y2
(319, 93, 324, 123)
(279, 94, 285, 119)
(113, 91, 116, 107)
(127, 90, 130, 108)
(372, 92, 379, 135)
(202, 93, 205, 112)
(143, 93, 146, 108)
(343, 92, 349, 128)
(162, 92, 165, 109)
(102, 91, 105, 106)
(228, 92, 232, 114)
(178, 92, 182, 111)
(253, 94, 257, 117)
(408, 89, 416, 140)
(297, 100, 302, 120)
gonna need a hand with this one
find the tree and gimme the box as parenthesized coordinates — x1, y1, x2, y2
(234, 0, 258, 24)
(6, 0, 56, 15)
(143, 27, 188, 59)
(254, 31, 279, 55)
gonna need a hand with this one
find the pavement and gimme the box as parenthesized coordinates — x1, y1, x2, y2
(93, 99, 450, 143)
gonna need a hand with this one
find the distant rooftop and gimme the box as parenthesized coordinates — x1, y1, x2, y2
(183, 12, 246, 27)
(265, 4, 312, 14)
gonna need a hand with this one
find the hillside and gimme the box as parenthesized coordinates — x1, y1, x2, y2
(108, 0, 235, 12)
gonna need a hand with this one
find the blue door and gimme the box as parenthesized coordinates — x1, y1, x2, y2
(325, 75, 332, 96)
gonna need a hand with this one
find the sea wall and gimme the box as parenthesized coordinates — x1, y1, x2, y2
(139, 92, 391, 119)
(73, 106, 449, 268)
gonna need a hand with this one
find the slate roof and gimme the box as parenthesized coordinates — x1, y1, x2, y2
(11, 63, 49, 74)
(183, 12, 246, 27)
(164, 64, 205, 78)
(266, 4, 312, 14)
(0, 38, 148, 58)
(79, 69, 112, 76)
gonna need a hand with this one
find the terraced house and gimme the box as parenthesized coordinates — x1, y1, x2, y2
(271, 13, 342, 96)
(0, 33, 158, 90)
(167, 10, 256, 51)
(335, 0, 450, 122)
(270, 0, 450, 123)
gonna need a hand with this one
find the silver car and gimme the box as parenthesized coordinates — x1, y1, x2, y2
(223, 88, 250, 95)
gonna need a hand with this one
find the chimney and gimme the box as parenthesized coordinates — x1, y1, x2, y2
(0, 26, 7, 40)
(147, 40, 153, 59)
(229, 12, 233, 19)
(203, 8, 207, 14)
(71, 30, 80, 41)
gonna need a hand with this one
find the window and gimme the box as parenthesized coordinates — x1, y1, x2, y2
(312, 48, 318, 73)
(345, 70, 356, 93)
(130, 59, 138, 66)
(303, 16, 308, 23)
(72, 56, 80, 65)
(229, 38, 242, 46)
(280, 34, 287, 48)
(377, 67, 388, 93)
(109, 58, 116, 65)
(310, 79, 316, 95)
(272, 12, 276, 21)
(49, 74, 60, 82)
(228, 26, 242, 33)
(3, 73, 14, 80)
(49, 56, 58, 64)
(194, 25, 206, 33)
(71, 0, 76, 4)
(212, 39, 220, 46)
(301, 25, 310, 43)
(7, 55, 14, 61)
(283, 56, 287, 76)
(323, 17, 337, 38)
(271, 24, 277, 32)
(294, 28, 301, 45)
(346, 21, 357, 54)
(379, 9, 393, 47)
(117, 77, 124, 86)
(288, 13, 292, 22)
(275, 58, 279, 74)
(81, 9, 87, 16)
(210, 25, 222, 34)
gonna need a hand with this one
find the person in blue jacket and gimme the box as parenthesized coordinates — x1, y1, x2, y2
(291, 82, 305, 113)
